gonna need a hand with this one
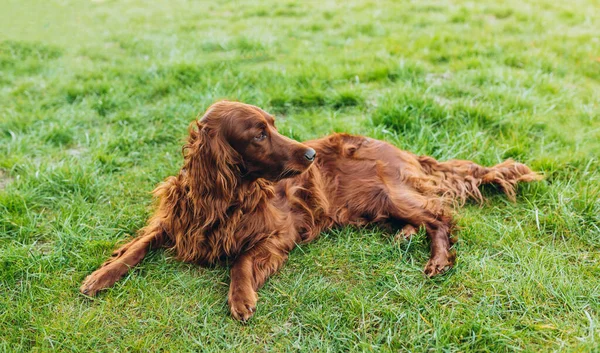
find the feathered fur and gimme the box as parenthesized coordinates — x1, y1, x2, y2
(80, 101, 542, 321)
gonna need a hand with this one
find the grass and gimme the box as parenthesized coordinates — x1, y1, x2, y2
(0, 0, 599, 351)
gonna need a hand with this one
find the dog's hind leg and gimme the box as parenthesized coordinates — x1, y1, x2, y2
(384, 187, 455, 276)
(80, 221, 166, 297)
(395, 224, 419, 242)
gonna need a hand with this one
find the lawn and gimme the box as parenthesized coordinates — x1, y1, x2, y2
(1, 0, 599, 351)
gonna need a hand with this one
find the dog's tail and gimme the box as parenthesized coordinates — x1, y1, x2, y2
(417, 156, 542, 204)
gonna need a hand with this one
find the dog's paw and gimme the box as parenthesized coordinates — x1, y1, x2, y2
(79, 267, 120, 297)
(424, 251, 455, 277)
(228, 288, 258, 322)
(394, 224, 418, 242)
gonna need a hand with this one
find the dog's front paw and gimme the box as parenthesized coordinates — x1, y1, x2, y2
(228, 287, 258, 322)
(80, 267, 121, 297)
(424, 251, 455, 277)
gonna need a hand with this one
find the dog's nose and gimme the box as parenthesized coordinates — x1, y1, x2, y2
(304, 148, 316, 162)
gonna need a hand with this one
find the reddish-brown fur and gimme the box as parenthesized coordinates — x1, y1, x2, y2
(80, 101, 542, 321)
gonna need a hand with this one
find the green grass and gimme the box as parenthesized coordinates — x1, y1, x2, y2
(1, 0, 599, 351)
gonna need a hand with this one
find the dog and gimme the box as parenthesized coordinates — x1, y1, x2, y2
(80, 100, 541, 320)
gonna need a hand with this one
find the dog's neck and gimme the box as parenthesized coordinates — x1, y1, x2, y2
(235, 178, 276, 212)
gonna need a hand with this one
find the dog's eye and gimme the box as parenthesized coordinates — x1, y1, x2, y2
(254, 131, 267, 141)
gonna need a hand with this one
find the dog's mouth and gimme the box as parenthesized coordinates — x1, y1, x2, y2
(277, 169, 303, 180)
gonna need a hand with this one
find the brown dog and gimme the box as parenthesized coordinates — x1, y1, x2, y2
(80, 101, 541, 320)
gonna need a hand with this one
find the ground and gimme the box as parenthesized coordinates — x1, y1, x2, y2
(0, 0, 599, 351)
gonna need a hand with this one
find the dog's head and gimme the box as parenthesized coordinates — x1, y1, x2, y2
(188, 100, 315, 183)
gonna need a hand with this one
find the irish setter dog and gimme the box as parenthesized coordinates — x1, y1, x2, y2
(80, 101, 541, 320)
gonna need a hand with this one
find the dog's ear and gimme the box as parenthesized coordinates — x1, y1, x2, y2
(183, 120, 240, 227)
